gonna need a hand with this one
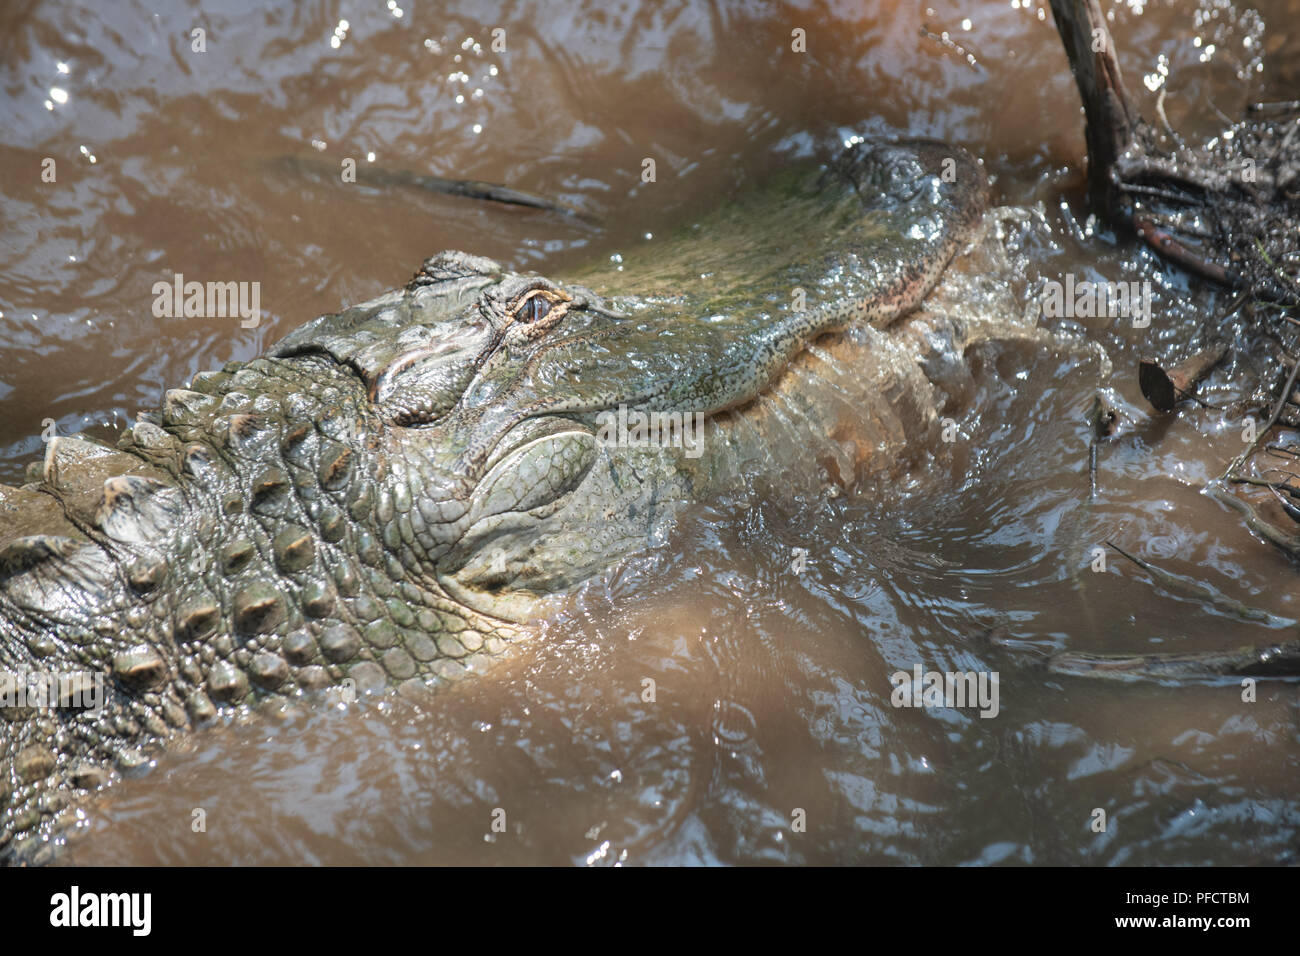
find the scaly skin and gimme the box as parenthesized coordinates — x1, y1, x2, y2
(0, 139, 989, 861)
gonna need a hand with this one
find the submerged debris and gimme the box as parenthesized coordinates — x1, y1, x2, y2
(1049, 0, 1300, 307)
(1102, 539, 1292, 628)
(1039, 540, 1300, 683)
(1047, 640, 1300, 682)
(1053, 0, 1300, 538)
(1047, 1, 1300, 684)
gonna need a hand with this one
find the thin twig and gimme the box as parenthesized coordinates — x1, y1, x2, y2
(1104, 540, 1292, 626)
(1224, 336, 1300, 480)
(1047, 640, 1300, 682)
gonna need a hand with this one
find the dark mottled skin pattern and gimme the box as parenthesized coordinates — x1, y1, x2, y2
(0, 139, 988, 862)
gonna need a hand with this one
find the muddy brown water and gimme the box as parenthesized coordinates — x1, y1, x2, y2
(1, 0, 1299, 864)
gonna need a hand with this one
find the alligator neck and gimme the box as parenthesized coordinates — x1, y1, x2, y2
(0, 352, 508, 860)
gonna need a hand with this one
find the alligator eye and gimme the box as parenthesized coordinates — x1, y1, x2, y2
(508, 288, 572, 325)
(521, 293, 552, 323)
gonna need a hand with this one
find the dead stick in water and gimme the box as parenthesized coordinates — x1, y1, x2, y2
(1047, 640, 1300, 681)
(1103, 540, 1292, 626)
(1207, 482, 1300, 556)
(1041, 540, 1300, 681)
(1224, 344, 1300, 479)
(1047, 0, 1141, 222)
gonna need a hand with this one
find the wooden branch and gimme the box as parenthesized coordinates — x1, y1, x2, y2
(1048, 0, 1143, 223)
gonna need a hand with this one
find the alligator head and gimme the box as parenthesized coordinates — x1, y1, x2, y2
(0, 138, 992, 860)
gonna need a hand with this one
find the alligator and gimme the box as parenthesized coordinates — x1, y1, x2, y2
(0, 137, 1022, 862)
